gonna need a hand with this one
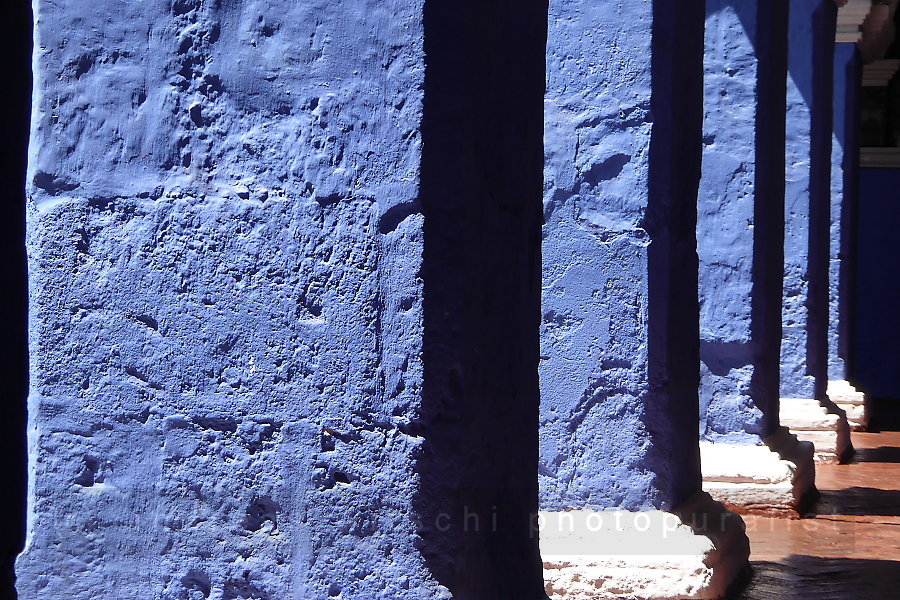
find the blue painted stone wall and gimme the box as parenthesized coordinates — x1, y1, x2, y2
(781, 0, 836, 400)
(853, 168, 900, 398)
(540, 0, 705, 512)
(829, 43, 862, 382)
(699, 1, 788, 444)
(17, 1, 547, 598)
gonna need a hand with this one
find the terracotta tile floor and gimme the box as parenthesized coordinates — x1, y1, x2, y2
(736, 431, 900, 599)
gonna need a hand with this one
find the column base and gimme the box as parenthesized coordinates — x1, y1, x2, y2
(540, 493, 750, 600)
(700, 427, 817, 518)
(780, 397, 854, 463)
(827, 379, 869, 431)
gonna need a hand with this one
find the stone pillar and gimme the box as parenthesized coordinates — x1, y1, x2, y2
(779, 0, 853, 464)
(829, 41, 868, 428)
(782, 0, 836, 402)
(17, 1, 548, 598)
(698, 0, 816, 515)
(540, 1, 749, 597)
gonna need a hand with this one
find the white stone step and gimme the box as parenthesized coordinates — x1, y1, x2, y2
(699, 428, 816, 517)
(780, 397, 853, 462)
(827, 380, 869, 430)
(541, 493, 749, 600)
(779, 398, 841, 430)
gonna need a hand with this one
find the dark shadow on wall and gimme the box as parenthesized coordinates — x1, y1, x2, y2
(805, 0, 838, 400)
(413, 1, 548, 598)
(644, 0, 706, 508)
(0, 1, 31, 599)
(781, 2, 838, 398)
(750, 0, 789, 435)
(836, 44, 862, 382)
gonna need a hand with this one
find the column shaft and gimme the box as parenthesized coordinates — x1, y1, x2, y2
(699, 0, 788, 444)
(698, 1, 817, 515)
(830, 43, 863, 382)
(18, 1, 548, 598)
(541, 0, 703, 514)
(540, 5, 750, 597)
(782, 0, 837, 401)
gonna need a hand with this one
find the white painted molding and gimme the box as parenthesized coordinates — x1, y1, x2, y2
(541, 493, 749, 599)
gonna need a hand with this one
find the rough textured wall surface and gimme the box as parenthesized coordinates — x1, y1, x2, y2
(18, 1, 547, 598)
(829, 43, 862, 382)
(699, 1, 787, 444)
(540, 0, 704, 512)
(781, 0, 835, 400)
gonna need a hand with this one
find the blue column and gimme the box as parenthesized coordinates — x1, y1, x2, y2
(782, 0, 837, 401)
(699, 0, 789, 443)
(830, 43, 863, 382)
(855, 168, 900, 398)
(540, 0, 705, 513)
(17, 1, 548, 598)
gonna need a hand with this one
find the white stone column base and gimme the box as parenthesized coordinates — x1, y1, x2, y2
(700, 427, 816, 517)
(780, 397, 853, 462)
(540, 493, 749, 600)
(827, 379, 869, 431)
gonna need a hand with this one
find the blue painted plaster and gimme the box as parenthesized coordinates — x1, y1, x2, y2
(698, 1, 787, 444)
(829, 43, 862, 382)
(781, 0, 836, 400)
(540, 0, 704, 512)
(17, 0, 547, 598)
(853, 168, 900, 398)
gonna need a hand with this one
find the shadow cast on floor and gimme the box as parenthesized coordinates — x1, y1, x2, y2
(851, 446, 900, 464)
(813, 487, 900, 517)
(736, 556, 900, 599)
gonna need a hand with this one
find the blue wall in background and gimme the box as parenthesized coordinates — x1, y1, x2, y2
(854, 168, 900, 400)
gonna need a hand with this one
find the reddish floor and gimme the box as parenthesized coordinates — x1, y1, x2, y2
(736, 431, 900, 599)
